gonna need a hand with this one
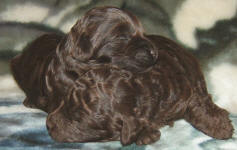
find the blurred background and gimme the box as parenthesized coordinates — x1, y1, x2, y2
(0, 0, 237, 150)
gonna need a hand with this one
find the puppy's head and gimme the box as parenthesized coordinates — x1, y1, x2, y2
(67, 6, 144, 59)
(10, 34, 63, 109)
(58, 6, 157, 73)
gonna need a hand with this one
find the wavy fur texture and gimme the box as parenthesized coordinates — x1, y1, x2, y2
(10, 7, 233, 145)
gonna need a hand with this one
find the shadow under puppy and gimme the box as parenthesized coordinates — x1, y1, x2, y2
(10, 6, 234, 146)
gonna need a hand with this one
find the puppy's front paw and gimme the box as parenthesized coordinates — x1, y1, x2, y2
(136, 129, 160, 145)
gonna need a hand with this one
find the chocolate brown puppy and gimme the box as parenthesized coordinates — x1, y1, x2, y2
(10, 7, 234, 146)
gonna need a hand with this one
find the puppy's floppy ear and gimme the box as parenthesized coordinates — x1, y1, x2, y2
(10, 33, 63, 92)
(11, 56, 48, 111)
(10, 33, 63, 112)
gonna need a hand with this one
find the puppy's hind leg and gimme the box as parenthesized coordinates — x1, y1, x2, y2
(184, 95, 234, 139)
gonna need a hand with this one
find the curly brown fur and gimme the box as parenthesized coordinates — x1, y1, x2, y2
(10, 6, 234, 146)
